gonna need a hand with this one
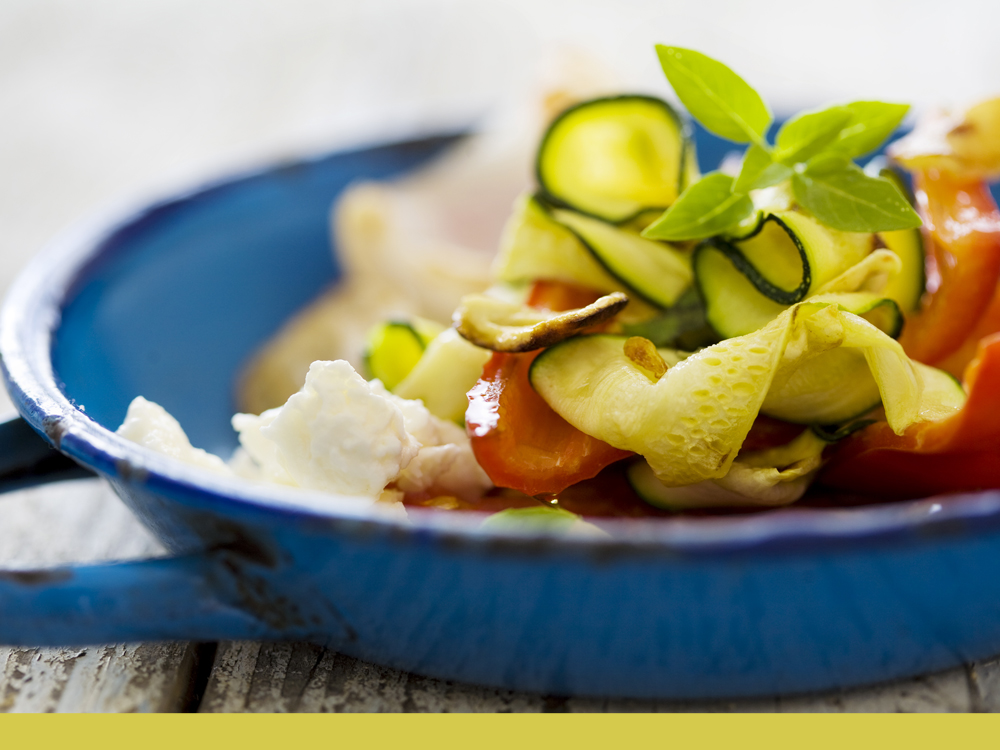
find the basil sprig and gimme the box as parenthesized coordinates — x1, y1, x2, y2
(654, 46, 771, 149)
(646, 172, 753, 240)
(644, 46, 920, 240)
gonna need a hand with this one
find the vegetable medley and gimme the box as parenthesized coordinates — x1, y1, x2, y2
(364, 45, 1000, 512)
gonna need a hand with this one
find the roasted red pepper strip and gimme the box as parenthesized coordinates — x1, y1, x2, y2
(820, 333, 1000, 498)
(934, 279, 1000, 378)
(898, 171, 1000, 366)
(466, 280, 632, 496)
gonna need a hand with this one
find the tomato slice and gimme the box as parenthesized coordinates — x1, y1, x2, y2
(466, 280, 632, 496)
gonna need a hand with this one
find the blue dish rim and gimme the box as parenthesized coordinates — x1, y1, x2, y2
(3, 136, 999, 559)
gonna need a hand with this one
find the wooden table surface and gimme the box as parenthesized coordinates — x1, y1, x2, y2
(5, 0, 1000, 713)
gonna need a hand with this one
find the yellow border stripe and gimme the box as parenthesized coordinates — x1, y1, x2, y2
(2, 714, 999, 750)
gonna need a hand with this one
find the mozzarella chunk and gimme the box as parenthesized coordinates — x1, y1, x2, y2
(369, 379, 491, 500)
(117, 396, 231, 475)
(258, 360, 420, 496)
(230, 408, 295, 485)
(235, 359, 491, 500)
(395, 442, 492, 502)
(119, 359, 492, 504)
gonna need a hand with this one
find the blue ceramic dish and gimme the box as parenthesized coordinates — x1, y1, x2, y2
(3, 128, 1000, 699)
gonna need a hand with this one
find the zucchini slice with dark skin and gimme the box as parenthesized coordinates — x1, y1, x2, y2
(762, 346, 882, 425)
(625, 433, 825, 511)
(536, 95, 695, 224)
(493, 194, 692, 312)
(878, 226, 925, 314)
(529, 300, 961, 476)
(363, 318, 444, 390)
(546, 206, 693, 309)
(763, 348, 964, 427)
(759, 293, 903, 424)
(694, 211, 875, 338)
(698, 219, 811, 306)
(492, 193, 626, 293)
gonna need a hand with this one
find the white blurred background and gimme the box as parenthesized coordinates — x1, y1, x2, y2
(2, 0, 999, 304)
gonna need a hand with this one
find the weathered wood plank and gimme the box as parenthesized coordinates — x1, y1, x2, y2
(200, 642, 553, 712)
(199, 639, 993, 712)
(968, 657, 1000, 711)
(776, 668, 973, 713)
(0, 478, 202, 712)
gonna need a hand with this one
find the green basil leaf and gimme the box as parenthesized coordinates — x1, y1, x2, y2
(827, 101, 910, 158)
(863, 156, 918, 209)
(655, 45, 771, 146)
(733, 144, 793, 193)
(773, 105, 853, 164)
(792, 156, 922, 232)
(642, 172, 754, 241)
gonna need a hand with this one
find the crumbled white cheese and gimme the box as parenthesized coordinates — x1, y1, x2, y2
(230, 408, 294, 485)
(395, 442, 491, 501)
(255, 360, 420, 496)
(116, 396, 231, 475)
(369, 379, 465, 445)
(119, 359, 493, 504)
(233, 360, 491, 500)
(368, 378, 491, 500)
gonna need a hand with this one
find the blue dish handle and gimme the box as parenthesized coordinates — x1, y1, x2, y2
(0, 416, 95, 491)
(0, 417, 287, 646)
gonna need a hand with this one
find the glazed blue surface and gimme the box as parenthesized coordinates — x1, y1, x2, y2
(53, 138, 459, 455)
(4, 126, 1000, 698)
